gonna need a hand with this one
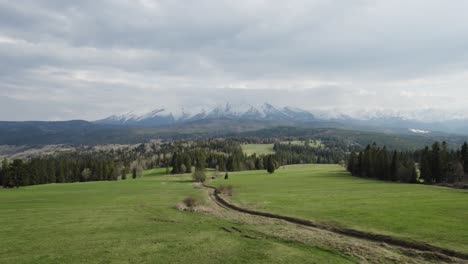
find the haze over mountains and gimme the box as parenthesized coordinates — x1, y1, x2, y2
(95, 102, 468, 135)
(96, 103, 316, 126)
(2, 102, 468, 146)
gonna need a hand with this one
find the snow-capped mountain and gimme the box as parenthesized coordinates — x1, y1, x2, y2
(96, 109, 176, 127)
(95, 103, 468, 135)
(95, 103, 316, 127)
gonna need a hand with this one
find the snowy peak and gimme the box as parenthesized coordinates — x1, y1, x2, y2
(94, 103, 468, 135)
(95, 103, 317, 127)
(409, 128, 431, 134)
(96, 108, 174, 126)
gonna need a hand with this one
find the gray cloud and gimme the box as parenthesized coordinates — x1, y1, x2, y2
(1, 0, 468, 120)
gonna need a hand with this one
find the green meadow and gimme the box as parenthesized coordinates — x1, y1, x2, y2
(213, 164, 468, 253)
(241, 141, 323, 156)
(2, 164, 467, 263)
(241, 144, 275, 156)
(0, 168, 353, 264)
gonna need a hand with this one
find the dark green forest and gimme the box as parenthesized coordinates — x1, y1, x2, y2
(347, 142, 468, 185)
(0, 138, 344, 188)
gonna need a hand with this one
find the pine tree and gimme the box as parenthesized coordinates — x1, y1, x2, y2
(266, 155, 275, 174)
(47, 160, 56, 184)
(347, 152, 356, 175)
(183, 155, 192, 173)
(10, 159, 25, 188)
(194, 150, 206, 171)
(431, 142, 442, 183)
(170, 152, 182, 174)
(362, 145, 372, 177)
(420, 146, 433, 184)
(461, 142, 468, 173)
(357, 152, 363, 177)
(0, 158, 9, 187)
(440, 142, 450, 182)
(381, 147, 390, 180)
(408, 162, 418, 183)
(390, 151, 398, 182)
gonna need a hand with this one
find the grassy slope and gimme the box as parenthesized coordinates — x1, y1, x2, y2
(242, 144, 275, 156)
(0, 169, 352, 264)
(213, 164, 468, 253)
(241, 141, 323, 156)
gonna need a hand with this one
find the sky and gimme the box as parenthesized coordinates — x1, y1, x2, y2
(2, 0, 468, 121)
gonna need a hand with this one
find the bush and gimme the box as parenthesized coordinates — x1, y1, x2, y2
(266, 155, 275, 174)
(192, 169, 206, 183)
(183, 196, 199, 208)
(176, 196, 201, 212)
(81, 168, 92, 181)
(180, 164, 187, 174)
(216, 185, 234, 196)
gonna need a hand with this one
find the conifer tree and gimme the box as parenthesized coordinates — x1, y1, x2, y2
(266, 155, 275, 174)
(390, 151, 398, 182)
(431, 142, 442, 183)
(0, 158, 8, 187)
(461, 142, 468, 173)
(420, 147, 433, 183)
(408, 161, 418, 183)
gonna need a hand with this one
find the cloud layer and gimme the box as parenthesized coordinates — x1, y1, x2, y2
(1, 0, 468, 120)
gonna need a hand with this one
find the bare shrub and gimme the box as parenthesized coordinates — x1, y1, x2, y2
(176, 196, 201, 212)
(192, 169, 206, 183)
(183, 196, 199, 208)
(216, 185, 234, 196)
(175, 202, 187, 211)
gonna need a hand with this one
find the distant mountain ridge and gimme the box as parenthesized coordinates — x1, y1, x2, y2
(95, 103, 316, 127)
(95, 102, 468, 135)
(2, 105, 468, 145)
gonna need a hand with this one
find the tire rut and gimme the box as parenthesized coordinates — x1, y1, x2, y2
(202, 183, 468, 262)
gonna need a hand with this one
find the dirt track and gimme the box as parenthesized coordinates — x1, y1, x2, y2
(202, 183, 468, 262)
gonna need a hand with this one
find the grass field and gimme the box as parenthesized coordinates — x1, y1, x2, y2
(213, 164, 468, 253)
(241, 144, 275, 156)
(0, 168, 353, 264)
(242, 141, 323, 156)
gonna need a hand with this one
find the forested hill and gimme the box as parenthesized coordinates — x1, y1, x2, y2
(0, 119, 467, 150)
(0, 121, 137, 145)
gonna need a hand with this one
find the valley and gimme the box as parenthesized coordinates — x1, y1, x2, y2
(4, 1, 468, 263)
(2, 165, 467, 263)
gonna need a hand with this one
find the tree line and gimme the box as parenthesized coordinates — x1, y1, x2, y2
(0, 137, 349, 188)
(0, 153, 119, 188)
(273, 142, 345, 165)
(347, 142, 468, 185)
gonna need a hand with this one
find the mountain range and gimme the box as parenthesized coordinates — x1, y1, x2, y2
(95, 103, 316, 127)
(95, 102, 468, 135)
(1, 102, 468, 146)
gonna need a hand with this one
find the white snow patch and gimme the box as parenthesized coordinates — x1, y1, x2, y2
(409, 128, 431, 134)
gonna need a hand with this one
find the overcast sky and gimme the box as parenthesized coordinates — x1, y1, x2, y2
(2, 0, 468, 121)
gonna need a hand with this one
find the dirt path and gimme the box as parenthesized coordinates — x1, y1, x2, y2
(202, 183, 468, 263)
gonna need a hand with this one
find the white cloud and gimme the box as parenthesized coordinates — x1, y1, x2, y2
(1, 0, 468, 120)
